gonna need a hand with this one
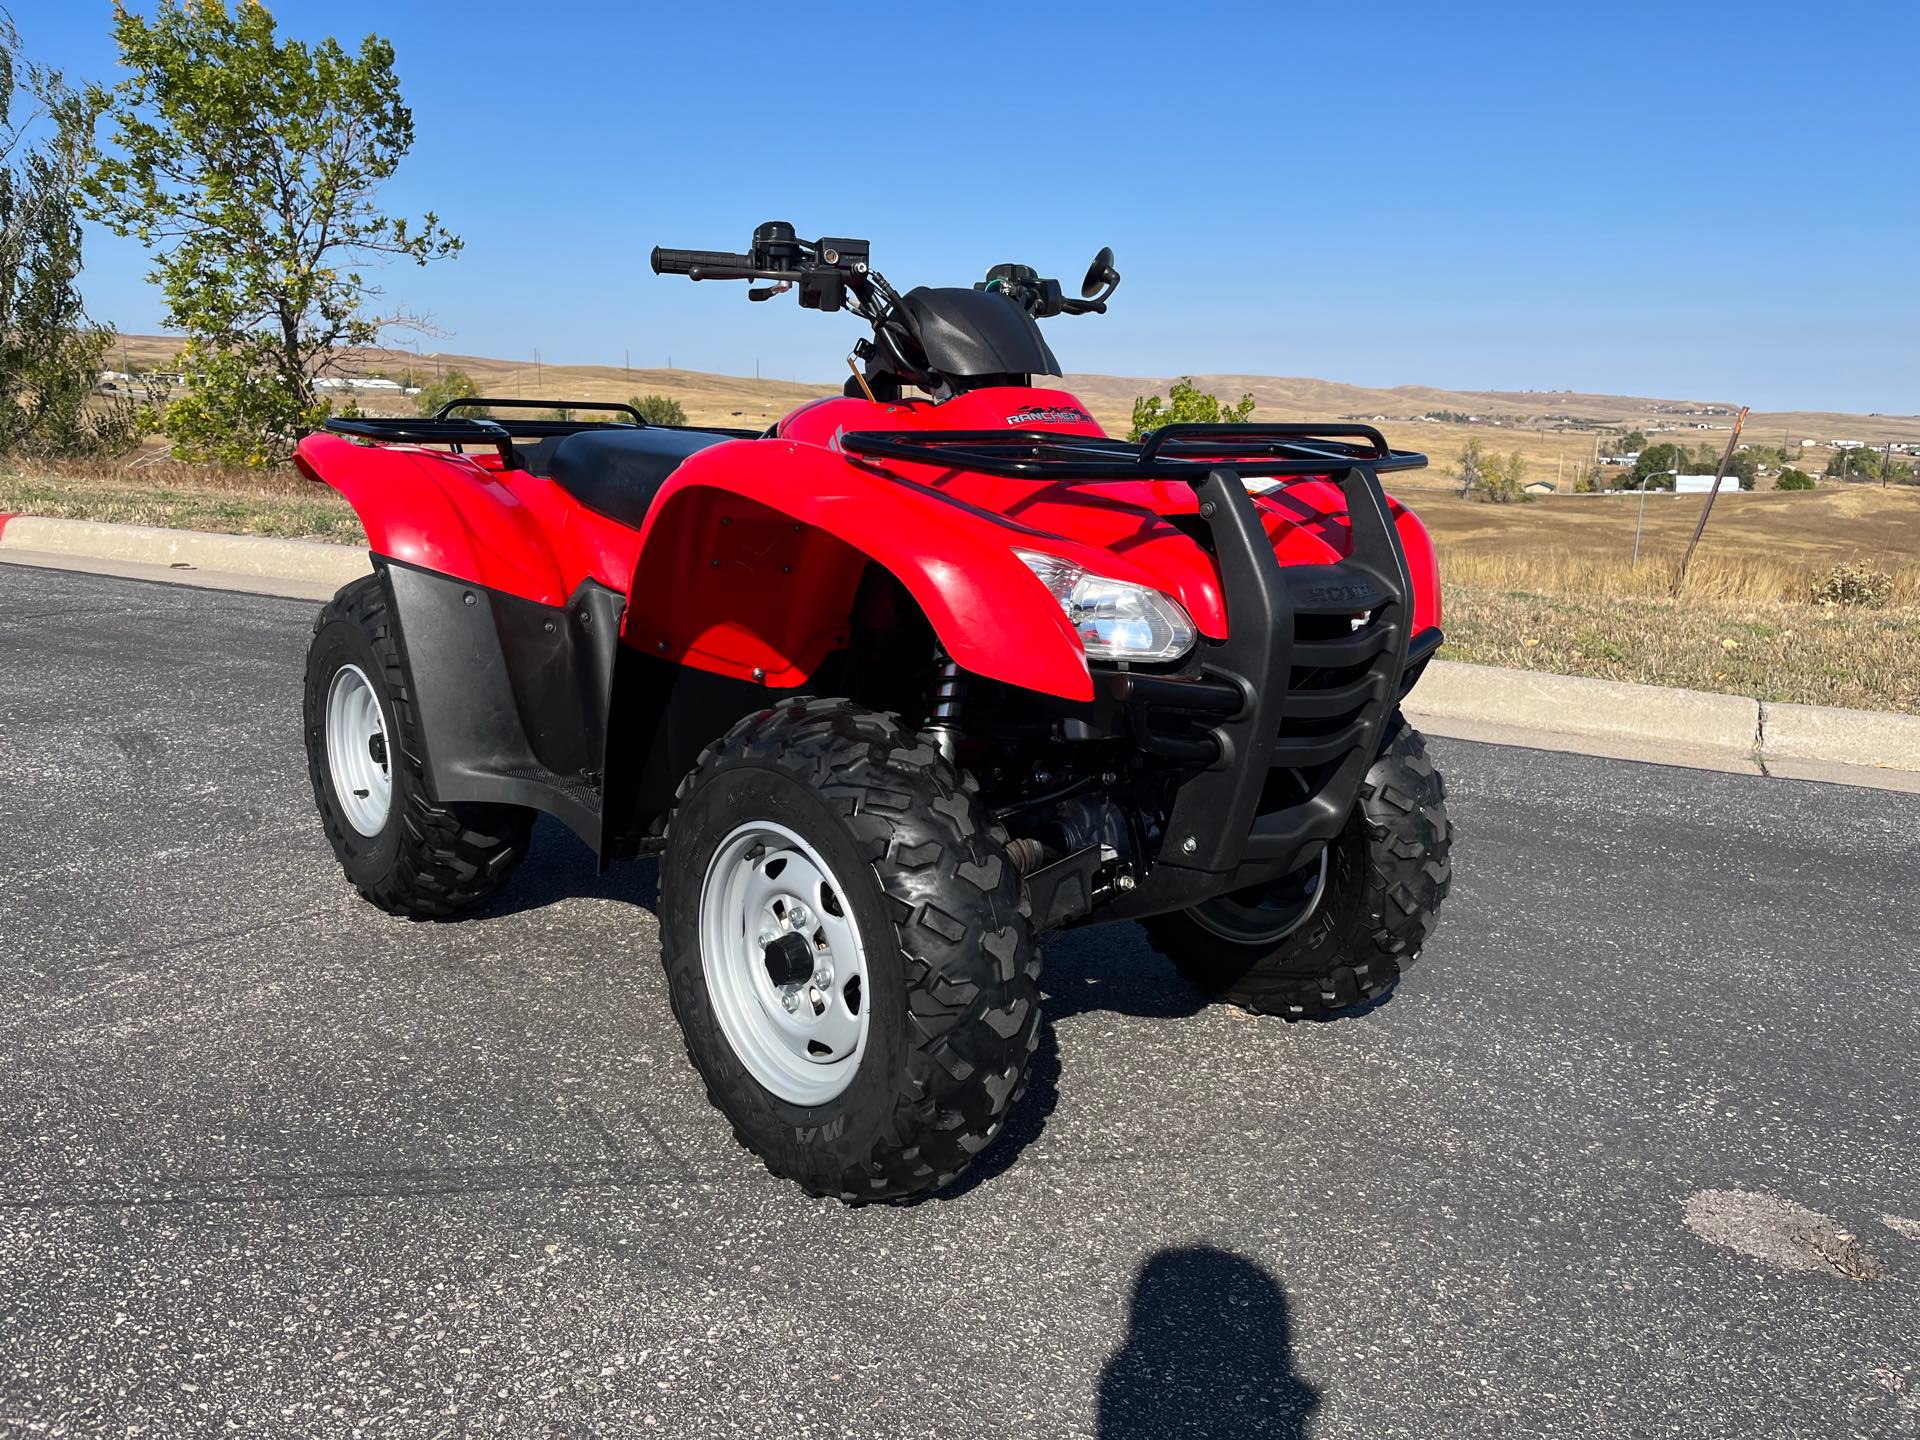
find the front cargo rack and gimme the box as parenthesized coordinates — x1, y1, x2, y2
(840, 422, 1427, 484)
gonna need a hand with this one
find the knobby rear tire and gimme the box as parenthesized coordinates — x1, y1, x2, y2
(303, 572, 534, 918)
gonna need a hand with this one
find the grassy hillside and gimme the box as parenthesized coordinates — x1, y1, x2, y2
(1412, 485, 1920, 581)
(111, 335, 1920, 461)
(41, 341, 1914, 713)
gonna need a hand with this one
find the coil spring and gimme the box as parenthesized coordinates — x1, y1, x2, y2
(928, 654, 965, 760)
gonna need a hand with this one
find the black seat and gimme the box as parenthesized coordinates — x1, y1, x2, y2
(545, 426, 733, 529)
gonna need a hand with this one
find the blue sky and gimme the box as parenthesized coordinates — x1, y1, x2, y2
(18, 0, 1919, 411)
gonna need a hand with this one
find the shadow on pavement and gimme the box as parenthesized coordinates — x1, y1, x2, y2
(482, 820, 1380, 1204)
(484, 817, 660, 916)
(1098, 1246, 1321, 1439)
(1038, 924, 1212, 1021)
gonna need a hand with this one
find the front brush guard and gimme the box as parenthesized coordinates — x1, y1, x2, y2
(1097, 460, 1416, 922)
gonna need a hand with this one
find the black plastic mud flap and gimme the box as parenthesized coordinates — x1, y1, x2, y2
(380, 559, 623, 853)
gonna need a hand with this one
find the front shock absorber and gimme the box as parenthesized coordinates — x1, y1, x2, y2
(926, 652, 966, 762)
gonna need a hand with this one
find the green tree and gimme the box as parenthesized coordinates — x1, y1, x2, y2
(1775, 468, 1815, 491)
(414, 368, 477, 417)
(0, 9, 137, 458)
(1475, 448, 1530, 504)
(1454, 435, 1486, 497)
(630, 393, 687, 426)
(1126, 377, 1254, 441)
(1824, 446, 1910, 483)
(1616, 429, 1647, 454)
(1684, 441, 1757, 488)
(79, 1, 459, 463)
(1630, 442, 1691, 488)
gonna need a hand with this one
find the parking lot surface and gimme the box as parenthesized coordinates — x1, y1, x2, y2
(2, 563, 1916, 1438)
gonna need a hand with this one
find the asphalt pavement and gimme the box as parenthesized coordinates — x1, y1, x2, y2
(1, 562, 1916, 1439)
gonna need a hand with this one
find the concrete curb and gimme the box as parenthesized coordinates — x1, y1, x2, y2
(1762, 701, 1920, 773)
(1408, 662, 1761, 763)
(1404, 663, 1918, 781)
(1, 516, 1912, 789)
(0, 514, 371, 587)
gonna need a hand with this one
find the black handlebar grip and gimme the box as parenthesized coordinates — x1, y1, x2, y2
(651, 246, 755, 276)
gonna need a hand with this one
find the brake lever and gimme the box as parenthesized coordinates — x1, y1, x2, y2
(749, 281, 793, 302)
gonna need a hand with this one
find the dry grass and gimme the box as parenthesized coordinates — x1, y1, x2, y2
(1439, 550, 1920, 608)
(0, 456, 361, 543)
(1442, 585, 1920, 713)
(1425, 488, 1920, 711)
(1413, 485, 1920, 574)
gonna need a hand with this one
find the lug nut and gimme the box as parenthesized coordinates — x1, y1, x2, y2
(780, 990, 801, 1013)
(812, 963, 833, 989)
(786, 902, 813, 932)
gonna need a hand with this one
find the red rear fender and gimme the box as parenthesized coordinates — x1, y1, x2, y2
(295, 433, 570, 602)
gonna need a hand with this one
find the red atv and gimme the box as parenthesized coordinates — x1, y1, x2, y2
(297, 223, 1453, 1200)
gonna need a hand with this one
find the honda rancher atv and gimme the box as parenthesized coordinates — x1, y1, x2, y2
(298, 222, 1453, 1201)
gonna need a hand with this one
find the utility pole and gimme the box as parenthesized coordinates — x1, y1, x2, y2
(1674, 405, 1749, 593)
(1884, 441, 1894, 489)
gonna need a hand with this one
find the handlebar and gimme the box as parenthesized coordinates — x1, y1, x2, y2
(651, 223, 1116, 356)
(651, 246, 759, 278)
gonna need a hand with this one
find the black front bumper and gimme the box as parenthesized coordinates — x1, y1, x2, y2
(1087, 462, 1433, 922)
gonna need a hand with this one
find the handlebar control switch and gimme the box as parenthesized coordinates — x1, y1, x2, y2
(752, 220, 801, 271)
(797, 270, 847, 313)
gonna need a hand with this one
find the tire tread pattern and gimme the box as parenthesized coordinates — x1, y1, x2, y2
(304, 573, 533, 918)
(1148, 722, 1452, 1017)
(661, 697, 1040, 1201)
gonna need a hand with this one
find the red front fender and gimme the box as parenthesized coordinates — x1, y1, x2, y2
(629, 440, 1097, 701)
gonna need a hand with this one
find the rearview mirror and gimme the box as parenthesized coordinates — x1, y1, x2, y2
(1081, 246, 1119, 300)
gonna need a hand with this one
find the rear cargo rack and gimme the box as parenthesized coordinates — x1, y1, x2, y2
(840, 422, 1427, 483)
(323, 414, 518, 461)
(322, 396, 756, 466)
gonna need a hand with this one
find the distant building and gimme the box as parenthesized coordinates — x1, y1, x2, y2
(314, 376, 405, 392)
(1523, 480, 1557, 495)
(1675, 474, 1720, 493)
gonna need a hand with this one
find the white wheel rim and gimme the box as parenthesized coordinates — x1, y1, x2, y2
(325, 664, 393, 837)
(698, 820, 872, 1106)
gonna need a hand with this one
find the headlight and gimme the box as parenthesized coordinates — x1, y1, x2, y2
(1016, 549, 1197, 662)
